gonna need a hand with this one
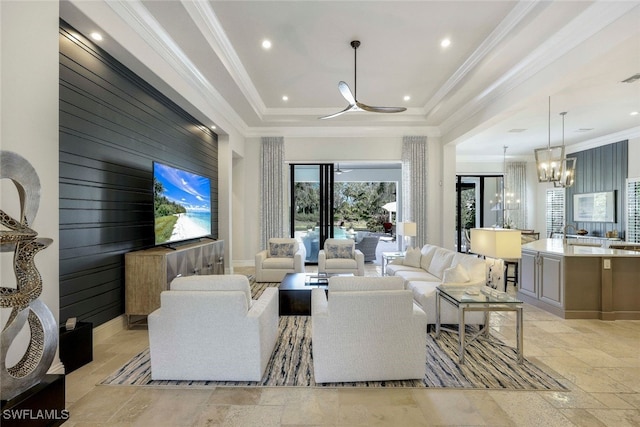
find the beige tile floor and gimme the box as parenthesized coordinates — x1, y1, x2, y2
(64, 264, 640, 426)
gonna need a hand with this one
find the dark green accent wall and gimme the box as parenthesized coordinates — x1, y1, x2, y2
(59, 21, 218, 327)
(566, 140, 627, 238)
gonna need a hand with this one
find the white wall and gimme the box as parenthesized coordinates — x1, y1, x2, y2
(1, 0, 62, 373)
(525, 160, 541, 235)
(457, 161, 502, 175)
(236, 137, 261, 264)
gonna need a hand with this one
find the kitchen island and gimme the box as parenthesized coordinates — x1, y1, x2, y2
(518, 239, 640, 320)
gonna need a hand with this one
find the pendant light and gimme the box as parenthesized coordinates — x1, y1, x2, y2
(554, 112, 577, 188)
(535, 97, 565, 183)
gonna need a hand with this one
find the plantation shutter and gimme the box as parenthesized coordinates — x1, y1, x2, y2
(627, 178, 640, 243)
(546, 188, 565, 238)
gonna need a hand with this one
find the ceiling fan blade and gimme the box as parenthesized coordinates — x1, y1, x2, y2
(318, 104, 357, 120)
(319, 41, 406, 119)
(356, 102, 407, 114)
(338, 81, 356, 105)
(334, 163, 352, 174)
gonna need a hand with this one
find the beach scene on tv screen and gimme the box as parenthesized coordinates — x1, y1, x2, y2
(153, 162, 211, 244)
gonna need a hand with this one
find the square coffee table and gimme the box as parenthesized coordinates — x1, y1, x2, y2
(435, 285, 524, 364)
(279, 273, 352, 315)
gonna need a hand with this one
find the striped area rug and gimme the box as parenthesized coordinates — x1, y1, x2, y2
(100, 279, 567, 390)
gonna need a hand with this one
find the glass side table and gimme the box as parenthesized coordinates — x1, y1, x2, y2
(435, 285, 524, 364)
(381, 251, 404, 276)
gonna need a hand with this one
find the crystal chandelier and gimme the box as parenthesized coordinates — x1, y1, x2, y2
(535, 97, 565, 183)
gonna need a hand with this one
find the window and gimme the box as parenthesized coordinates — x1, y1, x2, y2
(627, 178, 640, 243)
(546, 188, 565, 238)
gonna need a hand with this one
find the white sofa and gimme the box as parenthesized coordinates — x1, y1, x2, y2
(255, 237, 306, 282)
(386, 244, 487, 325)
(148, 274, 278, 381)
(311, 276, 427, 383)
(318, 238, 365, 276)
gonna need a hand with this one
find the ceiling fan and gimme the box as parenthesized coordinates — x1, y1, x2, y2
(319, 40, 407, 120)
(334, 163, 352, 174)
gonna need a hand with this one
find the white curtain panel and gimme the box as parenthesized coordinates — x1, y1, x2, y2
(260, 137, 286, 250)
(505, 161, 527, 229)
(402, 136, 428, 247)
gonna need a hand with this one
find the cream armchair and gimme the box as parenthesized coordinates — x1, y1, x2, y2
(311, 276, 427, 383)
(317, 238, 364, 276)
(255, 238, 305, 282)
(148, 274, 278, 381)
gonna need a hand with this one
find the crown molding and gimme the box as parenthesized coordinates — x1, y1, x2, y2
(565, 126, 640, 155)
(244, 125, 439, 139)
(457, 126, 640, 163)
(106, 0, 249, 135)
(423, 0, 539, 116)
(183, 0, 267, 118)
(439, 1, 639, 137)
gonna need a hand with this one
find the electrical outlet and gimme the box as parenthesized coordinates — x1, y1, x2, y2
(603, 259, 611, 270)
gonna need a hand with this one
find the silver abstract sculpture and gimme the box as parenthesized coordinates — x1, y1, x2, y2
(1, 150, 57, 401)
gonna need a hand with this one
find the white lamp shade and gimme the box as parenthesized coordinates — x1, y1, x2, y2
(470, 228, 521, 259)
(397, 221, 417, 237)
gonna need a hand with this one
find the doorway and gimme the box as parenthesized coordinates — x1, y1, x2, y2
(455, 175, 504, 252)
(290, 163, 399, 264)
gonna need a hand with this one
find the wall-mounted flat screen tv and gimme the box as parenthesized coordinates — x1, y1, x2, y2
(153, 161, 212, 245)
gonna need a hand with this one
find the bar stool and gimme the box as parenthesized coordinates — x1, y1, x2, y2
(504, 260, 518, 288)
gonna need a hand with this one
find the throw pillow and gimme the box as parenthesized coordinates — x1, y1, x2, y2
(428, 248, 456, 279)
(269, 242, 295, 258)
(442, 263, 471, 284)
(403, 247, 422, 268)
(420, 245, 438, 270)
(325, 243, 354, 259)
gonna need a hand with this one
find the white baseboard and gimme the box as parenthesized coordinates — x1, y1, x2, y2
(93, 315, 126, 344)
(233, 259, 255, 267)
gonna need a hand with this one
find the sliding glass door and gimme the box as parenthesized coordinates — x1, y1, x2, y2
(290, 164, 334, 263)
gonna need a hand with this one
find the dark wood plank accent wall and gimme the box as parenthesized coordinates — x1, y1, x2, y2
(566, 140, 628, 239)
(59, 21, 218, 327)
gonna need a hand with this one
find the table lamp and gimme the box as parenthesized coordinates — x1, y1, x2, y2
(397, 221, 417, 251)
(470, 228, 521, 290)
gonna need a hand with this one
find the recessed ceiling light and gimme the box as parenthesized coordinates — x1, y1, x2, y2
(90, 32, 103, 41)
(211, 125, 217, 130)
(440, 38, 451, 48)
(262, 39, 272, 49)
(403, 95, 411, 101)
(631, 111, 639, 116)
(282, 95, 288, 101)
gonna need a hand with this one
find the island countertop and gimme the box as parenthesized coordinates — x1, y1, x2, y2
(522, 238, 640, 257)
